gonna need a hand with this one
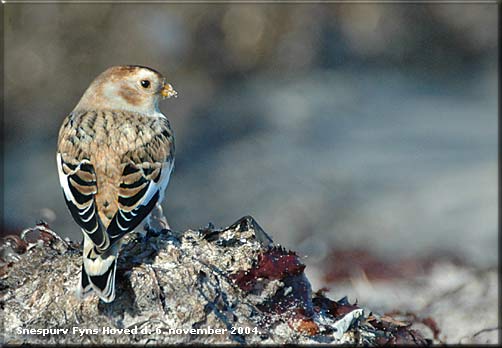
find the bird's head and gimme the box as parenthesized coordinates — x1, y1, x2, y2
(73, 65, 177, 114)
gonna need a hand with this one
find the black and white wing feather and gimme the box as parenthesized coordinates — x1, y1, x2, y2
(106, 159, 173, 244)
(57, 153, 107, 249)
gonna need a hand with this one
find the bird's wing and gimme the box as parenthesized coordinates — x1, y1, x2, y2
(57, 153, 108, 250)
(57, 112, 110, 251)
(106, 116, 175, 245)
(106, 159, 173, 244)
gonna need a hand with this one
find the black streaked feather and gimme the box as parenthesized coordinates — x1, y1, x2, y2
(68, 179, 93, 205)
(80, 263, 92, 293)
(70, 173, 96, 186)
(65, 162, 78, 171)
(63, 196, 102, 246)
(80, 162, 94, 172)
(88, 259, 116, 291)
(60, 157, 104, 247)
(107, 191, 160, 243)
(123, 164, 139, 175)
(120, 176, 147, 189)
(79, 203, 95, 222)
(143, 167, 154, 176)
(118, 184, 149, 207)
(154, 167, 162, 183)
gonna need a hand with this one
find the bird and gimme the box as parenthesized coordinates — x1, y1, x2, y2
(56, 65, 177, 303)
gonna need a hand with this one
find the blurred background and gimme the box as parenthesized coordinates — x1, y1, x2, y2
(2, 3, 498, 340)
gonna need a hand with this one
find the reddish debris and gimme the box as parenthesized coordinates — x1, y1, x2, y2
(312, 290, 360, 319)
(367, 312, 432, 345)
(257, 274, 316, 335)
(385, 310, 442, 342)
(231, 247, 319, 335)
(39, 230, 57, 243)
(0, 262, 14, 278)
(1, 235, 28, 255)
(289, 317, 320, 335)
(231, 246, 305, 292)
(312, 291, 433, 344)
(0, 223, 76, 272)
(22, 222, 57, 245)
(0, 235, 28, 278)
(422, 317, 441, 341)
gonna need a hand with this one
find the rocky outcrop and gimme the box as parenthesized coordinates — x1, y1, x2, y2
(0, 217, 430, 345)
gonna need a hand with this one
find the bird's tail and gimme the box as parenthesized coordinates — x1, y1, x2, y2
(76, 233, 118, 303)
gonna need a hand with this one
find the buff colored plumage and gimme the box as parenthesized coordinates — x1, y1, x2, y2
(57, 65, 176, 302)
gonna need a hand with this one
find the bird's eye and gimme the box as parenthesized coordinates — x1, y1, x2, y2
(140, 80, 151, 88)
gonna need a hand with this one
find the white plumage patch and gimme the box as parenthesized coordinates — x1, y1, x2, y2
(56, 153, 73, 204)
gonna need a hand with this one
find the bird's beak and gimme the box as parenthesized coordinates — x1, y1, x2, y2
(161, 82, 177, 99)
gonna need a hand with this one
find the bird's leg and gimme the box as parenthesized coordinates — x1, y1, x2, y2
(143, 203, 170, 237)
(154, 203, 170, 230)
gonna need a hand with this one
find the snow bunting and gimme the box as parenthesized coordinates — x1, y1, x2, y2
(57, 65, 177, 302)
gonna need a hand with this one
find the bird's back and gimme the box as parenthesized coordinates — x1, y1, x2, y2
(57, 110, 174, 229)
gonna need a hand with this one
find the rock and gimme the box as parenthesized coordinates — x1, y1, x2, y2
(0, 217, 431, 345)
